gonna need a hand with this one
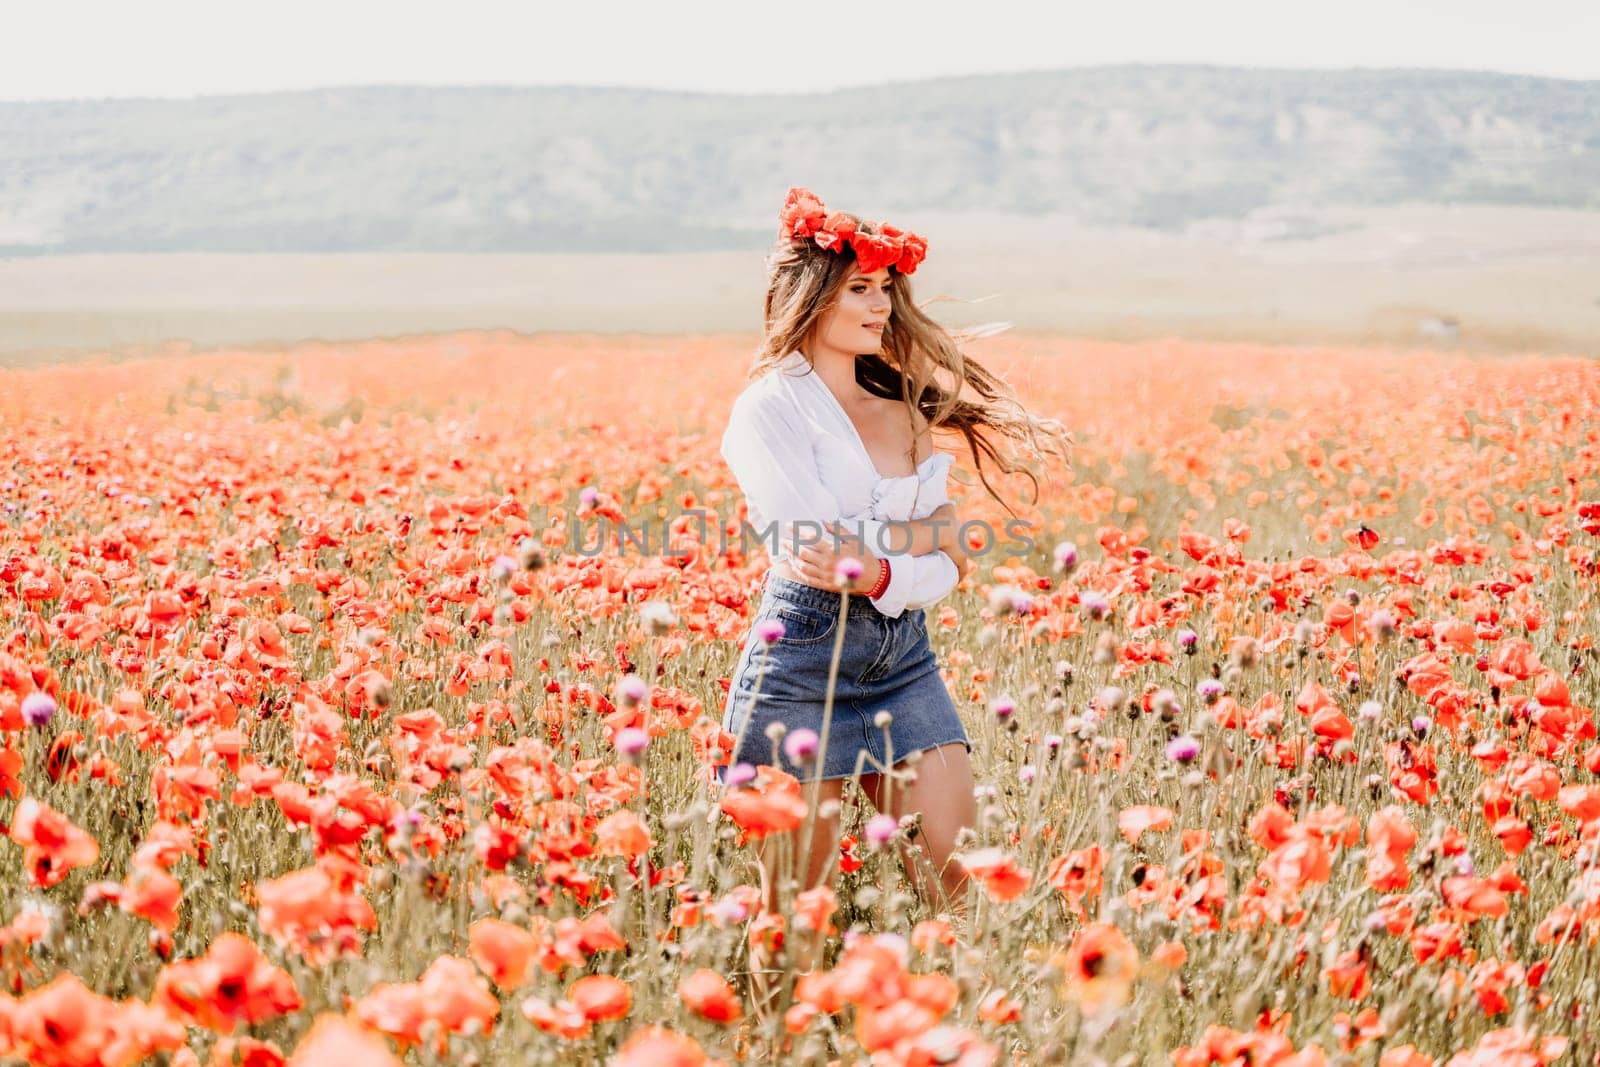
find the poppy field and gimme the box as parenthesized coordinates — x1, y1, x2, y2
(2, 331, 1600, 1065)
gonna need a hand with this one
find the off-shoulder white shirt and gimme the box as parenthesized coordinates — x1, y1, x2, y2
(720, 349, 961, 619)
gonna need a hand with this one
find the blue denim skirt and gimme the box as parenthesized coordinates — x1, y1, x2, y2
(718, 571, 972, 783)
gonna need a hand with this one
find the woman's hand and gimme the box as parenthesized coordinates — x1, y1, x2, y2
(932, 505, 978, 581)
(785, 522, 882, 593)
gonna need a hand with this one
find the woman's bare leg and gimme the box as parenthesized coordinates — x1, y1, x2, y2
(863, 743, 976, 916)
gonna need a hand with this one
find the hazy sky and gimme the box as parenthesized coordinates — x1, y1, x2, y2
(6, 0, 1597, 100)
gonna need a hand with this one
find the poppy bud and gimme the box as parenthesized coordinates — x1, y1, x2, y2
(517, 537, 547, 571)
(639, 600, 677, 635)
(1229, 636, 1259, 668)
(1097, 686, 1127, 714)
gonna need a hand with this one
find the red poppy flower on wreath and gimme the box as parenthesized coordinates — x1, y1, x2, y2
(814, 211, 856, 252)
(778, 186, 928, 275)
(779, 187, 827, 241)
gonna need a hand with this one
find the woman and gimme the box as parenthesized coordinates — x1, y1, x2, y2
(718, 186, 1072, 929)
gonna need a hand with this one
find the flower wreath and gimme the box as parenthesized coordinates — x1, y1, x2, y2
(777, 186, 929, 275)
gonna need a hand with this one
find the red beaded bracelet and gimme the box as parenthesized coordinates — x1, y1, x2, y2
(865, 557, 891, 599)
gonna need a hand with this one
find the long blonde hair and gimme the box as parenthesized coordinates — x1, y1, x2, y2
(748, 214, 1072, 518)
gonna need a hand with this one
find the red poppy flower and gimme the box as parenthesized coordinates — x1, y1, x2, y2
(9, 798, 99, 888)
(1051, 922, 1139, 1015)
(153, 932, 302, 1030)
(569, 974, 632, 1022)
(611, 1026, 710, 1067)
(678, 968, 742, 1023)
(719, 767, 807, 842)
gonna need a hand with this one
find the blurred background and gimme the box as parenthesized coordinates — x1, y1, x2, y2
(3, 0, 1598, 360)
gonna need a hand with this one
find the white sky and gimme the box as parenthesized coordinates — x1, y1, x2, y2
(5, 0, 1597, 101)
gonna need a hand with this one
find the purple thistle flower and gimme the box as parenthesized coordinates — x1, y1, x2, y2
(865, 813, 898, 847)
(724, 762, 757, 788)
(783, 728, 820, 764)
(615, 674, 649, 707)
(1165, 735, 1201, 763)
(615, 727, 649, 756)
(755, 618, 787, 645)
(21, 691, 55, 728)
(21, 694, 55, 726)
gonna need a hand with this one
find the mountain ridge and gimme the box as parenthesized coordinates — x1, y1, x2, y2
(3, 65, 1596, 255)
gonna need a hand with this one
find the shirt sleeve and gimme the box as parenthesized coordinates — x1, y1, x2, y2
(866, 457, 960, 618)
(872, 549, 960, 618)
(721, 385, 961, 618)
(720, 388, 896, 570)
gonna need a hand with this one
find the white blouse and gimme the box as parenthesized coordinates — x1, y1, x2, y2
(720, 350, 961, 619)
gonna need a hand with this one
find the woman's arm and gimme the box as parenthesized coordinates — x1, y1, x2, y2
(721, 389, 913, 569)
(721, 389, 972, 612)
(939, 521, 978, 581)
(843, 503, 956, 559)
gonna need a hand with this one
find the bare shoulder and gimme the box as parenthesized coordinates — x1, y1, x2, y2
(870, 393, 934, 462)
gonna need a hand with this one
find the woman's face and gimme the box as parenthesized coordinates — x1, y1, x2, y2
(815, 265, 893, 357)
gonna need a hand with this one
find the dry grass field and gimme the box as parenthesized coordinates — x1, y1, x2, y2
(3, 328, 1600, 1064)
(3, 204, 1598, 365)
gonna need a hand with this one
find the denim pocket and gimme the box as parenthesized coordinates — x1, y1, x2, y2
(760, 599, 837, 646)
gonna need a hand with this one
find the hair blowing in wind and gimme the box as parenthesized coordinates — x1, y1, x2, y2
(749, 209, 1074, 519)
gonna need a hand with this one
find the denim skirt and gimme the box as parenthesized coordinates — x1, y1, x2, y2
(718, 571, 972, 783)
